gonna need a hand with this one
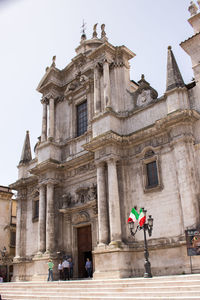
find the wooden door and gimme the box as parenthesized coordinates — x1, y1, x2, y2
(77, 225, 92, 278)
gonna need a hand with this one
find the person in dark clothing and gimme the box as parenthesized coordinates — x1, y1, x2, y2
(62, 259, 70, 280)
(85, 258, 92, 278)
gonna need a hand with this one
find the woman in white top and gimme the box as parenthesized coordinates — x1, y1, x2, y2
(58, 260, 63, 280)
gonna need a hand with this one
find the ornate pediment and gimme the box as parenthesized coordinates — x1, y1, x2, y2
(37, 56, 62, 93)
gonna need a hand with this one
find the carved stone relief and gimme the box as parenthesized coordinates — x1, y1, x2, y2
(72, 211, 90, 225)
(60, 185, 97, 209)
(65, 71, 89, 94)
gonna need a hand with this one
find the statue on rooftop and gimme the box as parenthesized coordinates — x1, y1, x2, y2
(101, 24, 106, 39)
(188, 1, 198, 16)
(92, 23, 98, 38)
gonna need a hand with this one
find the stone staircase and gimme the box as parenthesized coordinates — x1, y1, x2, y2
(1, 274, 200, 300)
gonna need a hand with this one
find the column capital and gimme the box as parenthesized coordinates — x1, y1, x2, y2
(105, 156, 120, 165)
(41, 97, 49, 105)
(39, 179, 59, 187)
(95, 160, 106, 168)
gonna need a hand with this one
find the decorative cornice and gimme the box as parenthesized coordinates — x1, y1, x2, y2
(9, 176, 38, 190)
(60, 152, 94, 170)
(84, 110, 200, 152)
(59, 199, 97, 215)
(29, 159, 60, 175)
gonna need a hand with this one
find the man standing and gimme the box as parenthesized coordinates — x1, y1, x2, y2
(85, 258, 92, 278)
(47, 259, 54, 281)
(68, 258, 73, 279)
(62, 258, 70, 280)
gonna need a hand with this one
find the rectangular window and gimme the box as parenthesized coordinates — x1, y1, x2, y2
(146, 161, 158, 188)
(77, 101, 87, 137)
(10, 231, 16, 247)
(33, 200, 39, 220)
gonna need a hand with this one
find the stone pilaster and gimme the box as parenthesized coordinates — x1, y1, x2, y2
(94, 65, 101, 114)
(15, 197, 22, 258)
(107, 158, 122, 245)
(96, 162, 109, 245)
(38, 184, 46, 253)
(41, 99, 48, 142)
(103, 59, 111, 109)
(172, 135, 199, 228)
(46, 182, 55, 253)
(48, 98, 55, 140)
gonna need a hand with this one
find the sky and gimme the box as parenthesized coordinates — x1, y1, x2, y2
(0, 0, 195, 187)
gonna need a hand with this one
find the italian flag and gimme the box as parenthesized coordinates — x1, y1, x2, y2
(127, 208, 139, 223)
(138, 208, 146, 227)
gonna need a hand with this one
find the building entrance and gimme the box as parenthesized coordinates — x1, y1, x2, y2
(77, 225, 92, 278)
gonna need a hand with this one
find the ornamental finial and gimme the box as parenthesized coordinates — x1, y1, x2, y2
(188, 1, 198, 16)
(51, 55, 56, 67)
(92, 23, 98, 38)
(101, 24, 107, 41)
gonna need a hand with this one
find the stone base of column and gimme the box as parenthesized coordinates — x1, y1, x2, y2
(13, 256, 60, 281)
(93, 245, 132, 280)
(97, 242, 107, 249)
(109, 240, 123, 248)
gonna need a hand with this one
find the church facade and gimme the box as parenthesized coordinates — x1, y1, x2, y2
(11, 2, 200, 281)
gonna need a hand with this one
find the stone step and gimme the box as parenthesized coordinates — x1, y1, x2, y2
(1, 274, 200, 300)
(2, 290, 200, 297)
(2, 296, 200, 300)
(2, 280, 200, 289)
(3, 277, 200, 285)
(2, 285, 200, 292)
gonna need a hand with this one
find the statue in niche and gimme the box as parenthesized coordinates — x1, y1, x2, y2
(88, 184, 97, 201)
(79, 74, 88, 84)
(62, 193, 72, 208)
(67, 82, 77, 91)
(76, 187, 90, 204)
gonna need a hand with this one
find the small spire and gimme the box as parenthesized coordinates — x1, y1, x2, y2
(188, 1, 198, 16)
(92, 23, 98, 38)
(19, 131, 32, 164)
(166, 46, 185, 92)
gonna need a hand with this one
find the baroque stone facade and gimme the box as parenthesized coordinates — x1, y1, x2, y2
(10, 4, 200, 280)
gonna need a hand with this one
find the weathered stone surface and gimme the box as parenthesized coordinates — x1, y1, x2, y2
(11, 9, 200, 281)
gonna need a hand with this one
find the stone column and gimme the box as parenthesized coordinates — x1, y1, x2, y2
(41, 99, 47, 142)
(48, 98, 55, 140)
(96, 162, 109, 245)
(103, 59, 111, 109)
(46, 182, 55, 253)
(38, 184, 46, 253)
(15, 197, 21, 258)
(107, 158, 122, 245)
(94, 65, 101, 114)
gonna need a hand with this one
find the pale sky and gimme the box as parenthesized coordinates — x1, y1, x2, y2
(0, 0, 194, 187)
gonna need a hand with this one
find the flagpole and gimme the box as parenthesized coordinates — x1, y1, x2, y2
(143, 224, 152, 278)
(128, 207, 153, 278)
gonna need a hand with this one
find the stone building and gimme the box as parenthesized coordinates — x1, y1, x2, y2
(0, 186, 16, 282)
(11, 2, 200, 281)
